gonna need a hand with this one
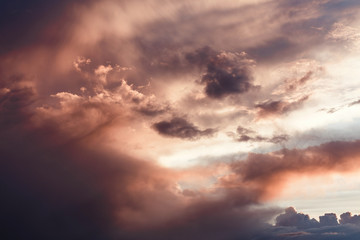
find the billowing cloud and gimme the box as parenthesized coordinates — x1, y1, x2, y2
(340, 212, 360, 225)
(195, 49, 256, 98)
(276, 207, 320, 228)
(259, 208, 360, 240)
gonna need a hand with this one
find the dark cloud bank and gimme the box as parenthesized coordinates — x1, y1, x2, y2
(256, 207, 360, 240)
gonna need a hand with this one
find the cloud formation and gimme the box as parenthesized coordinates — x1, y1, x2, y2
(231, 126, 289, 144)
(187, 47, 256, 98)
(257, 207, 360, 240)
(255, 95, 309, 118)
(2, 0, 360, 239)
(153, 117, 215, 140)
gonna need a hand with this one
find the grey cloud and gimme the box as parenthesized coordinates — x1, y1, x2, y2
(195, 48, 256, 98)
(136, 104, 169, 116)
(276, 207, 320, 229)
(236, 126, 255, 135)
(348, 99, 360, 107)
(232, 126, 289, 144)
(257, 208, 360, 240)
(320, 213, 339, 227)
(255, 95, 309, 118)
(340, 212, 360, 225)
(152, 117, 215, 140)
(276, 208, 340, 229)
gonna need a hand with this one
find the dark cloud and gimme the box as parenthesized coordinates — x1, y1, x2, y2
(255, 95, 309, 118)
(138, 44, 257, 99)
(258, 208, 360, 240)
(320, 213, 339, 227)
(192, 48, 256, 98)
(276, 207, 343, 229)
(231, 126, 289, 144)
(0, 0, 91, 55)
(276, 207, 320, 229)
(340, 212, 360, 225)
(0, 87, 35, 125)
(233, 140, 360, 184)
(152, 117, 215, 140)
(2, 84, 360, 240)
(236, 126, 255, 135)
(0, 84, 282, 240)
(136, 105, 169, 116)
(2, 0, 360, 239)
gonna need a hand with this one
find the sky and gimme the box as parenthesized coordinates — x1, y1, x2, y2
(1, 0, 360, 239)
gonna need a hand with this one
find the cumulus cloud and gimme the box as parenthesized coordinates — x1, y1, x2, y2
(340, 212, 360, 225)
(152, 117, 215, 140)
(276, 207, 320, 229)
(200, 52, 256, 98)
(259, 208, 360, 240)
(186, 47, 257, 98)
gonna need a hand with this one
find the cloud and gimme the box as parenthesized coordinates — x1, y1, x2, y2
(2, 75, 360, 240)
(0, 84, 282, 240)
(276, 207, 320, 229)
(258, 208, 360, 240)
(340, 212, 360, 225)
(231, 126, 289, 144)
(320, 213, 339, 227)
(285, 71, 314, 92)
(234, 140, 360, 183)
(0, 87, 35, 125)
(2, 0, 360, 239)
(152, 117, 215, 140)
(327, 22, 360, 50)
(200, 51, 256, 98)
(255, 95, 309, 118)
(348, 99, 360, 107)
